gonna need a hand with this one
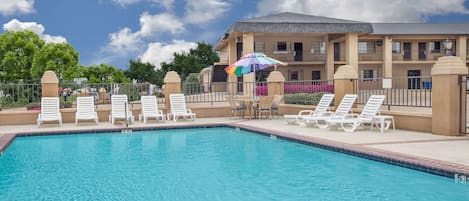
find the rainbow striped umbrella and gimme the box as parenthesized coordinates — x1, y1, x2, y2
(225, 53, 287, 76)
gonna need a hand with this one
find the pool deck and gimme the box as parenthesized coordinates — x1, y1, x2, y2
(1, 117, 469, 178)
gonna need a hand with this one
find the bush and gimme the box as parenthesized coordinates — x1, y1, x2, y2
(284, 92, 329, 105)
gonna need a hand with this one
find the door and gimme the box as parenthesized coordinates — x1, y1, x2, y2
(403, 43, 411, 60)
(408, 70, 421, 89)
(294, 42, 303, 61)
(236, 42, 243, 60)
(418, 42, 426, 60)
(334, 43, 340, 61)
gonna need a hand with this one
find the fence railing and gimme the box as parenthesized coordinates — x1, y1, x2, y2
(283, 80, 334, 105)
(0, 83, 42, 109)
(356, 76, 432, 107)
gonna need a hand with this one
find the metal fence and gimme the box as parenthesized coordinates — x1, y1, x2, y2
(0, 83, 42, 109)
(357, 76, 432, 107)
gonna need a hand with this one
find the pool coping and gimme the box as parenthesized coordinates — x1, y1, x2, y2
(1, 123, 469, 179)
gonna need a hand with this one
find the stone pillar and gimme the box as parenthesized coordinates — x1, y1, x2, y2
(228, 40, 237, 64)
(243, 73, 255, 97)
(227, 75, 238, 96)
(41, 71, 59, 98)
(456, 36, 467, 64)
(98, 87, 106, 104)
(267, 71, 285, 102)
(333, 65, 358, 107)
(383, 36, 393, 78)
(80, 88, 89, 96)
(163, 71, 181, 111)
(431, 56, 468, 136)
(326, 41, 335, 80)
(345, 33, 359, 72)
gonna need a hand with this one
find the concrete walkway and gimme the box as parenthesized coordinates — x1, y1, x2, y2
(1, 117, 468, 175)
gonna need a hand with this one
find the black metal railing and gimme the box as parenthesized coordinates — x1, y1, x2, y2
(0, 83, 42, 109)
(356, 76, 432, 107)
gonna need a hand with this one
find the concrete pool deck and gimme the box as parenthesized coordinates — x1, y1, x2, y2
(1, 117, 469, 177)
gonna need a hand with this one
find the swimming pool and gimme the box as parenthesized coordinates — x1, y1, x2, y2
(0, 127, 467, 200)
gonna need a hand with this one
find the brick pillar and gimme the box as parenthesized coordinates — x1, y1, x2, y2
(80, 88, 89, 96)
(431, 56, 468, 136)
(333, 65, 358, 107)
(98, 87, 106, 104)
(41, 71, 59, 97)
(163, 71, 181, 111)
(267, 71, 285, 102)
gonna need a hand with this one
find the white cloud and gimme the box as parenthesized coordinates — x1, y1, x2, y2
(0, 0, 34, 16)
(139, 40, 197, 69)
(184, 0, 230, 24)
(138, 12, 184, 36)
(3, 19, 67, 43)
(112, 0, 174, 9)
(255, 0, 469, 22)
(105, 27, 141, 55)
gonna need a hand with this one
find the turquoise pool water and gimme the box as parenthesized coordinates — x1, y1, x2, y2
(0, 127, 468, 200)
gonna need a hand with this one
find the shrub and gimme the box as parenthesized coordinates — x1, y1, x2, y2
(284, 92, 328, 105)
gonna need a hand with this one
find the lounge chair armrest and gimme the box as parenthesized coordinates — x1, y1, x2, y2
(298, 110, 314, 116)
(343, 114, 359, 119)
(158, 110, 164, 115)
(186, 108, 192, 114)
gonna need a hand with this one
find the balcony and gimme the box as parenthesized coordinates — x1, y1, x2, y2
(261, 50, 326, 64)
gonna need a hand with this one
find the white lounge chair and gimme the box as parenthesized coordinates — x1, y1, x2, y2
(139, 96, 165, 123)
(75, 96, 99, 125)
(303, 94, 357, 128)
(168, 94, 196, 121)
(326, 95, 385, 132)
(109, 95, 134, 124)
(37, 97, 62, 127)
(284, 94, 334, 125)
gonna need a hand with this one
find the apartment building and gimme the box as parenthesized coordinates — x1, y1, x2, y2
(214, 12, 469, 88)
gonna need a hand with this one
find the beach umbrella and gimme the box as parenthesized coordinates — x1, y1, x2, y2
(225, 53, 287, 76)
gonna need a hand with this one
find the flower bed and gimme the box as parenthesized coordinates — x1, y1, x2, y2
(255, 84, 334, 96)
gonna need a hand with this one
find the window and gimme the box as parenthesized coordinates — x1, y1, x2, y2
(358, 42, 375, 54)
(392, 41, 400, 53)
(277, 41, 287, 51)
(361, 69, 377, 81)
(254, 41, 264, 53)
(289, 71, 299, 81)
(311, 71, 321, 80)
(311, 41, 326, 54)
(429, 41, 441, 53)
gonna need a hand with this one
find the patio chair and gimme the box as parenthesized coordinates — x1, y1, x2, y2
(283, 94, 334, 125)
(75, 96, 99, 125)
(254, 96, 274, 119)
(168, 94, 196, 121)
(37, 97, 62, 127)
(326, 95, 385, 132)
(228, 96, 247, 119)
(139, 95, 165, 123)
(109, 95, 134, 125)
(303, 94, 357, 128)
(271, 95, 283, 118)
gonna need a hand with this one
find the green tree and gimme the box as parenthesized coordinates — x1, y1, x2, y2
(160, 42, 219, 81)
(31, 43, 79, 81)
(83, 64, 130, 83)
(0, 30, 44, 82)
(124, 59, 158, 83)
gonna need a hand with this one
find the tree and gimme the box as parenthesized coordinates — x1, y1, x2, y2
(160, 42, 219, 81)
(83, 64, 130, 83)
(0, 30, 44, 82)
(31, 43, 79, 81)
(124, 59, 158, 83)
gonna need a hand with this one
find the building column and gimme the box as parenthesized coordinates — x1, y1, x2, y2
(242, 32, 255, 96)
(431, 56, 468, 136)
(228, 39, 237, 65)
(41, 71, 59, 98)
(383, 36, 393, 78)
(456, 35, 467, 64)
(267, 71, 285, 100)
(333, 65, 358, 107)
(163, 71, 181, 112)
(326, 41, 334, 80)
(345, 33, 358, 71)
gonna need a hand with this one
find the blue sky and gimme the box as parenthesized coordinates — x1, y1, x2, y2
(1, 0, 469, 70)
